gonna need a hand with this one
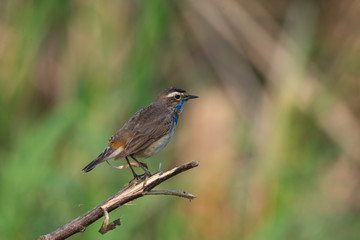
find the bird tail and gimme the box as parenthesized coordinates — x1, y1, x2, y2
(82, 151, 108, 173)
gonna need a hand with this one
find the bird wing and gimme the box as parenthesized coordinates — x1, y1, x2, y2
(109, 104, 174, 159)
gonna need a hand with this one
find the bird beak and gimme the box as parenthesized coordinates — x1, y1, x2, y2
(185, 94, 198, 100)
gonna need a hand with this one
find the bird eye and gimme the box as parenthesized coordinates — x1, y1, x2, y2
(175, 94, 180, 100)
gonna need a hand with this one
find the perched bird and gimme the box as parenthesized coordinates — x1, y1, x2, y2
(82, 87, 198, 178)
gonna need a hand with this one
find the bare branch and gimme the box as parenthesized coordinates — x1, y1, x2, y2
(38, 161, 199, 240)
(143, 190, 196, 200)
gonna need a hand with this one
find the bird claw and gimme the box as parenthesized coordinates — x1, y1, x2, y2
(128, 170, 152, 184)
(128, 175, 144, 184)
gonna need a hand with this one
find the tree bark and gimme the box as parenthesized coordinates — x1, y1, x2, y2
(39, 161, 199, 240)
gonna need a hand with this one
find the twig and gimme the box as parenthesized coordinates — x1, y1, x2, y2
(105, 160, 148, 170)
(98, 207, 122, 234)
(143, 190, 196, 200)
(39, 161, 199, 240)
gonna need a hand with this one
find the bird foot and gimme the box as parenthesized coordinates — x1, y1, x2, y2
(127, 171, 152, 185)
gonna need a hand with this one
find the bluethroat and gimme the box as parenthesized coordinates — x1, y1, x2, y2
(82, 87, 198, 179)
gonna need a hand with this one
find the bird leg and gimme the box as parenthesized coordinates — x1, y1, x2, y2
(139, 162, 149, 170)
(130, 156, 151, 177)
(125, 156, 143, 180)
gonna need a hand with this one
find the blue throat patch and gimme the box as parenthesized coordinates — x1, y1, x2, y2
(174, 100, 186, 113)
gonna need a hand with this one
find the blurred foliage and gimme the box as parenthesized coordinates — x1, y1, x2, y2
(1, 0, 360, 239)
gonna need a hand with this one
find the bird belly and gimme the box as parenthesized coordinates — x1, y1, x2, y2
(134, 126, 175, 158)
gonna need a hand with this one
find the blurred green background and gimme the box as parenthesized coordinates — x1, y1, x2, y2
(1, 0, 360, 239)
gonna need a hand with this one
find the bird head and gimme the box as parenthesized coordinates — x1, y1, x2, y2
(155, 87, 198, 113)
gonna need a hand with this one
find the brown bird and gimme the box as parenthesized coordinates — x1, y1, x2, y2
(82, 87, 198, 179)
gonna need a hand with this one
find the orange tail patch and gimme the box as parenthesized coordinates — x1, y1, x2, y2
(110, 141, 123, 149)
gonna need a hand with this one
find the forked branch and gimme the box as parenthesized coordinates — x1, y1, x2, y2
(39, 161, 199, 240)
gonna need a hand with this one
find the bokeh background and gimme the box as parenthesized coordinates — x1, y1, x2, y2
(1, 0, 360, 239)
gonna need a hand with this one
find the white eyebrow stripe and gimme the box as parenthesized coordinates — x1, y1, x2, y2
(166, 92, 183, 98)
